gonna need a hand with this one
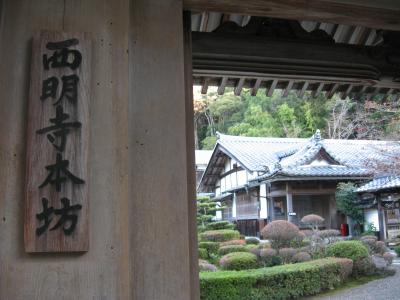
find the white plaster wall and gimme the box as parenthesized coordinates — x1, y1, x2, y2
(259, 183, 268, 218)
(364, 209, 380, 231)
(237, 170, 248, 186)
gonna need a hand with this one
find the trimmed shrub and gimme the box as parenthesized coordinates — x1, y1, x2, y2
(383, 252, 395, 265)
(198, 248, 208, 260)
(199, 242, 219, 255)
(218, 245, 248, 256)
(395, 246, 400, 257)
(360, 235, 378, 242)
(247, 245, 261, 257)
(375, 241, 387, 255)
(199, 259, 217, 272)
(200, 230, 241, 242)
(290, 231, 306, 248)
(326, 241, 369, 262)
(292, 251, 312, 263)
(278, 248, 297, 264)
(220, 239, 246, 247)
(261, 220, 301, 248)
(246, 237, 260, 245)
(301, 229, 314, 237)
(260, 248, 282, 267)
(319, 229, 340, 239)
(260, 248, 277, 257)
(360, 236, 386, 255)
(301, 214, 325, 230)
(219, 252, 259, 271)
(353, 256, 376, 276)
(336, 258, 353, 280)
(258, 242, 272, 249)
(206, 221, 235, 231)
(200, 258, 352, 300)
(360, 237, 377, 252)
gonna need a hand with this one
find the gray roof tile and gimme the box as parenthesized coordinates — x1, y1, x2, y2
(356, 176, 400, 192)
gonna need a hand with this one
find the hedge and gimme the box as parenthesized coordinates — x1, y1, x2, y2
(198, 248, 208, 260)
(199, 242, 220, 255)
(200, 258, 351, 300)
(218, 245, 248, 256)
(199, 230, 241, 242)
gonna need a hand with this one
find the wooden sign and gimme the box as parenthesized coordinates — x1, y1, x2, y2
(24, 31, 91, 252)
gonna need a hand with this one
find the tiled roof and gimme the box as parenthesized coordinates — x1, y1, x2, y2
(218, 132, 396, 169)
(216, 131, 399, 180)
(256, 166, 372, 180)
(199, 131, 400, 191)
(356, 176, 400, 193)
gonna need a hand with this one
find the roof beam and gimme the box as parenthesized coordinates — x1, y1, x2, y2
(234, 77, 245, 95)
(297, 81, 309, 98)
(192, 32, 400, 92)
(217, 77, 228, 95)
(251, 78, 262, 96)
(267, 79, 278, 97)
(184, 0, 400, 31)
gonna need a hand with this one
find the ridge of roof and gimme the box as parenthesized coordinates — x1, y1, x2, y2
(217, 132, 399, 145)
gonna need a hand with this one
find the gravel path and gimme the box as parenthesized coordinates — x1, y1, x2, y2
(310, 262, 400, 300)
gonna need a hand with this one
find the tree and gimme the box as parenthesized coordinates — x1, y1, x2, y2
(335, 182, 364, 234)
(197, 196, 225, 231)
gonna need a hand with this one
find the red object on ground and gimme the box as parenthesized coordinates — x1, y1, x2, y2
(340, 223, 349, 236)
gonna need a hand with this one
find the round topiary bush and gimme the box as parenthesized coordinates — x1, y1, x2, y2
(301, 214, 325, 230)
(278, 247, 297, 264)
(220, 239, 246, 247)
(219, 252, 259, 271)
(292, 251, 312, 263)
(199, 259, 217, 272)
(198, 248, 208, 260)
(199, 229, 241, 242)
(245, 237, 260, 245)
(326, 241, 369, 262)
(261, 220, 301, 248)
(218, 245, 248, 256)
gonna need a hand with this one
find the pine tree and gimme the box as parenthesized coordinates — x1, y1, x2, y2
(197, 196, 225, 231)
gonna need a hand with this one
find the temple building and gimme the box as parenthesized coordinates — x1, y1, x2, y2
(199, 131, 399, 237)
(357, 176, 400, 243)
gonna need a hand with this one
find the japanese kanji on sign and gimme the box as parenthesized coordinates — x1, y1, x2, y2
(25, 31, 91, 252)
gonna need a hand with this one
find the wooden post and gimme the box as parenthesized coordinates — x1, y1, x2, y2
(0, 0, 199, 299)
(377, 194, 386, 241)
(183, 10, 201, 300)
(268, 195, 275, 221)
(129, 1, 198, 299)
(0, 0, 131, 298)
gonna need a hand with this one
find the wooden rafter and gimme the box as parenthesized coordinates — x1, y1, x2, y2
(184, 0, 400, 31)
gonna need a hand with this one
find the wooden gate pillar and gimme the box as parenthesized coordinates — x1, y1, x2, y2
(0, 0, 199, 299)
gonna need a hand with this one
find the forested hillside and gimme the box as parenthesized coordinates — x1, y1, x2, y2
(194, 88, 400, 150)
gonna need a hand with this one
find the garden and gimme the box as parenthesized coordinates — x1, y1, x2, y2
(197, 200, 397, 300)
